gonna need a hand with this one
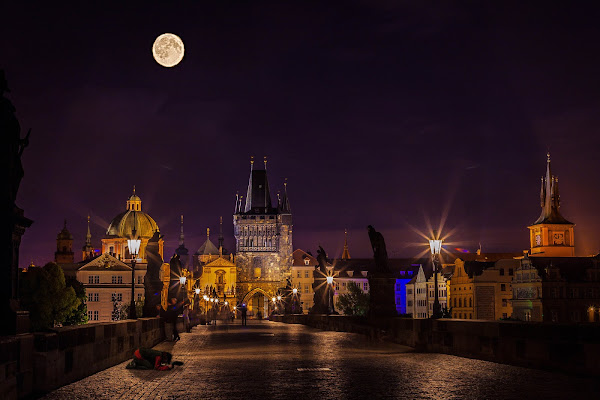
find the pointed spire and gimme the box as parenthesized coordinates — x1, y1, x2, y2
(86, 215, 91, 245)
(218, 216, 224, 251)
(235, 192, 239, 213)
(179, 215, 185, 246)
(243, 156, 272, 212)
(279, 178, 291, 213)
(341, 229, 351, 260)
(264, 156, 267, 170)
(533, 152, 572, 225)
(207, 227, 210, 240)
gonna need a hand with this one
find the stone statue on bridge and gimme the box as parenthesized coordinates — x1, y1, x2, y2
(367, 225, 397, 318)
(143, 231, 164, 317)
(309, 246, 329, 314)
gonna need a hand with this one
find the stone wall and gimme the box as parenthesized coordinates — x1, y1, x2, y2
(271, 315, 600, 377)
(0, 317, 165, 399)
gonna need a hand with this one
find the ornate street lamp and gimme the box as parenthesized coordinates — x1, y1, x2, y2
(127, 227, 141, 319)
(326, 275, 334, 315)
(429, 231, 443, 319)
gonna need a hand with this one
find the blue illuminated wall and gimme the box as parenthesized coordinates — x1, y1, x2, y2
(394, 270, 415, 315)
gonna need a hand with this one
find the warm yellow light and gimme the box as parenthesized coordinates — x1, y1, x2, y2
(292, 288, 298, 294)
(272, 297, 276, 303)
(179, 276, 187, 285)
(195, 288, 200, 295)
(277, 295, 282, 301)
(326, 276, 334, 284)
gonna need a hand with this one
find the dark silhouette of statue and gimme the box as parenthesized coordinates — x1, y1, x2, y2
(367, 225, 396, 317)
(3, 70, 30, 209)
(2, 70, 33, 334)
(310, 246, 329, 314)
(143, 231, 164, 317)
(368, 225, 390, 273)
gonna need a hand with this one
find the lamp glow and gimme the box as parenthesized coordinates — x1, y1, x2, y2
(326, 276, 334, 284)
(272, 297, 276, 303)
(292, 288, 298, 294)
(195, 288, 200, 295)
(179, 276, 187, 285)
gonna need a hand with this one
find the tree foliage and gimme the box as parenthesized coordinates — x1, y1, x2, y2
(20, 263, 80, 331)
(336, 281, 370, 316)
(64, 276, 88, 325)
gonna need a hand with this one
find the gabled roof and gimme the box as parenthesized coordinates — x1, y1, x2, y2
(532, 153, 573, 225)
(292, 249, 318, 266)
(78, 253, 131, 271)
(205, 256, 235, 268)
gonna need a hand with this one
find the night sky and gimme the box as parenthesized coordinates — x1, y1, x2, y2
(4, 1, 600, 267)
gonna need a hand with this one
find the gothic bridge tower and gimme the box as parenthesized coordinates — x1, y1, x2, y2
(233, 157, 292, 315)
(528, 153, 575, 257)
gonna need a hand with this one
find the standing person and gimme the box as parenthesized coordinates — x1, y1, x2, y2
(241, 304, 247, 326)
(166, 298, 182, 341)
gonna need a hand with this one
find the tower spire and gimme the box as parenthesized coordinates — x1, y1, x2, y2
(86, 214, 91, 245)
(218, 216, 224, 251)
(341, 229, 351, 260)
(179, 215, 185, 246)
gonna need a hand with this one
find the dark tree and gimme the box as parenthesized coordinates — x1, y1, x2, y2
(19, 263, 79, 330)
(64, 276, 88, 325)
(336, 281, 370, 316)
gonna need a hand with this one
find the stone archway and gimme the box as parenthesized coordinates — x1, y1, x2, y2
(241, 287, 273, 319)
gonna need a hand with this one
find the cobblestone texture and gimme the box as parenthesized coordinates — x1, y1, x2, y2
(42, 320, 599, 399)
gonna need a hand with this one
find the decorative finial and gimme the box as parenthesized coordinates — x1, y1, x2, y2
(547, 152, 551, 162)
(250, 156, 254, 167)
(284, 177, 288, 188)
(264, 156, 267, 169)
(133, 185, 136, 195)
(207, 227, 210, 239)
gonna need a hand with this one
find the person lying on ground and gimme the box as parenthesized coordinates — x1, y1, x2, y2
(125, 348, 184, 370)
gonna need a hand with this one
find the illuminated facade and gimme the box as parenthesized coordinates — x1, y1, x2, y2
(528, 153, 575, 257)
(233, 158, 293, 316)
(450, 256, 518, 320)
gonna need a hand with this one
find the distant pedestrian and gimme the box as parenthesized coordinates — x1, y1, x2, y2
(241, 305, 247, 326)
(166, 298, 182, 341)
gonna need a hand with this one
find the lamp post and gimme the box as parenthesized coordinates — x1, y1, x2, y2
(326, 275, 334, 315)
(127, 228, 141, 319)
(429, 231, 443, 319)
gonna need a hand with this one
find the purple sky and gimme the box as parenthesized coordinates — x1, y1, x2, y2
(3, 1, 599, 267)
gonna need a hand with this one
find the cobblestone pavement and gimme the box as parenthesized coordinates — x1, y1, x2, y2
(43, 320, 599, 400)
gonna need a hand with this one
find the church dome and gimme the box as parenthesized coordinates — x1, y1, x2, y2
(105, 189, 159, 239)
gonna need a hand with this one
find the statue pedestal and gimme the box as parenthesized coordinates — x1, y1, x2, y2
(1, 206, 33, 335)
(368, 274, 397, 318)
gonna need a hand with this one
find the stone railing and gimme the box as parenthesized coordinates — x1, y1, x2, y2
(1, 317, 166, 399)
(270, 314, 600, 377)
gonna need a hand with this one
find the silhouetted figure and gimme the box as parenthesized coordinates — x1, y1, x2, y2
(165, 297, 182, 341)
(310, 246, 329, 314)
(143, 231, 164, 317)
(368, 225, 390, 273)
(241, 305, 247, 326)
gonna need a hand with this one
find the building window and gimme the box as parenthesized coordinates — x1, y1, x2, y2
(297, 271, 301, 278)
(363, 282, 368, 291)
(88, 275, 99, 284)
(305, 284, 309, 293)
(137, 276, 143, 284)
(304, 259, 310, 266)
(335, 283, 339, 291)
(502, 299, 508, 307)
(112, 276, 123, 284)
(111, 293, 123, 302)
(137, 293, 143, 301)
(508, 268, 514, 276)
(88, 310, 99, 321)
(305, 271, 309, 278)
(500, 269, 505, 276)
(501, 284, 506, 291)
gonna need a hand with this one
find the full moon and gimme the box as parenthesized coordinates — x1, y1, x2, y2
(152, 33, 184, 67)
